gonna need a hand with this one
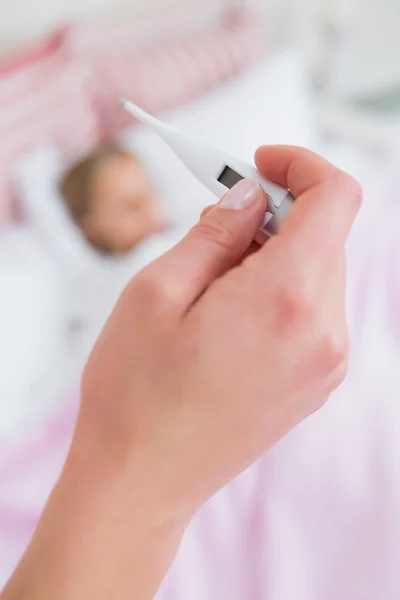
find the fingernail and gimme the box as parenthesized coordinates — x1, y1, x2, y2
(219, 179, 261, 210)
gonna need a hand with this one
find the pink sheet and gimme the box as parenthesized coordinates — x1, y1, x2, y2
(1, 174, 400, 598)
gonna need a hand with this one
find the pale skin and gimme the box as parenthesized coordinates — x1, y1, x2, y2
(1, 146, 362, 600)
(80, 155, 164, 254)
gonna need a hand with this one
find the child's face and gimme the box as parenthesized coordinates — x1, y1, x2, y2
(81, 155, 164, 254)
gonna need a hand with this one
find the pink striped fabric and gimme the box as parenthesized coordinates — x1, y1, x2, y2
(82, 9, 266, 136)
(0, 8, 265, 225)
(0, 28, 102, 225)
(73, 1, 231, 51)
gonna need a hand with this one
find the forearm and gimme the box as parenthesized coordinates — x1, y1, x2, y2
(2, 446, 188, 600)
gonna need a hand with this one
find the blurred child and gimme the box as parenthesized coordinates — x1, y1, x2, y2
(60, 144, 165, 255)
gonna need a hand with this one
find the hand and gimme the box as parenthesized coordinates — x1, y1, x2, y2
(2, 146, 362, 600)
(74, 145, 362, 517)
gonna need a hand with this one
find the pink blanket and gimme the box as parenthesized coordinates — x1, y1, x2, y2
(1, 174, 400, 598)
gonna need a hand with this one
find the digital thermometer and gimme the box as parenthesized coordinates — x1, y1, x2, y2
(120, 99, 294, 236)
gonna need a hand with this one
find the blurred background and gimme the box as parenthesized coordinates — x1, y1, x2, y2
(1, 0, 400, 596)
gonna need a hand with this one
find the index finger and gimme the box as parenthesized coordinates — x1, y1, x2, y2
(255, 145, 362, 260)
(255, 145, 338, 197)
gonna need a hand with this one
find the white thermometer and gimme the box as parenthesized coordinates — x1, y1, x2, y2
(120, 99, 294, 236)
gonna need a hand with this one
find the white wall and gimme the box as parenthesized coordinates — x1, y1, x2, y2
(268, 0, 400, 96)
(330, 0, 400, 95)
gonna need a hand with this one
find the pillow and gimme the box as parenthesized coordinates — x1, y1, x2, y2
(82, 9, 266, 136)
(0, 27, 102, 225)
(121, 51, 320, 224)
(12, 145, 95, 272)
(12, 144, 193, 373)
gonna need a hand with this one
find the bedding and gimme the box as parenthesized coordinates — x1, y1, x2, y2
(0, 227, 69, 442)
(1, 155, 400, 597)
(122, 51, 319, 223)
(80, 8, 266, 136)
(4, 37, 400, 597)
(14, 51, 312, 259)
(1, 0, 232, 54)
(1, 6, 265, 226)
(0, 27, 101, 226)
(73, 1, 240, 53)
(13, 144, 193, 376)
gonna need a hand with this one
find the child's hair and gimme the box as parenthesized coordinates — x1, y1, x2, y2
(59, 143, 138, 222)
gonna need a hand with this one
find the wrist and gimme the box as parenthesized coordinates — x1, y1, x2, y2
(3, 435, 189, 600)
(64, 433, 192, 533)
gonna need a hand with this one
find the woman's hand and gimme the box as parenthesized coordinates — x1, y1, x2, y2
(2, 146, 362, 600)
(75, 145, 362, 515)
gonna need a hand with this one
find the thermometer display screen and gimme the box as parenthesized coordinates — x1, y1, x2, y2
(217, 166, 244, 189)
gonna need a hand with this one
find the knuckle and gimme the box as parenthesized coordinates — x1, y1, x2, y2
(193, 219, 236, 252)
(275, 280, 316, 333)
(334, 171, 363, 211)
(200, 204, 214, 219)
(318, 331, 349, 376)
(122, 274, 154, 309)
(129, 271, 158, 299)
(329, 359, 349, 391)
(128, 272, 179, 311)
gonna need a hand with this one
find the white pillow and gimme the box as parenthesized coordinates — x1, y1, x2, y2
(12, 144, 193, 376)
(121, 51, 320, 224)
(13, 146, 100, 275)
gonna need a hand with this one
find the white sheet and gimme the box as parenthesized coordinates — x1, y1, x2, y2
(0, 228, 70, 442)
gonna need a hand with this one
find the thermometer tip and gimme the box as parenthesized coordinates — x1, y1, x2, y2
(119, 98, 178, 143)
(119, 99, 159, 130)
(119, 98, 144, 120)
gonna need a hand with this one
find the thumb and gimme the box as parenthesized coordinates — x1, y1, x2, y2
(145, 179, 266, 313)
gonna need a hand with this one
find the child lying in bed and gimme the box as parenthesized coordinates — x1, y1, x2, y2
(59, 144, 165, 255)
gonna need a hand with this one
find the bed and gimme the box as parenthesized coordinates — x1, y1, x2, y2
(1, 1, 400, 598)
